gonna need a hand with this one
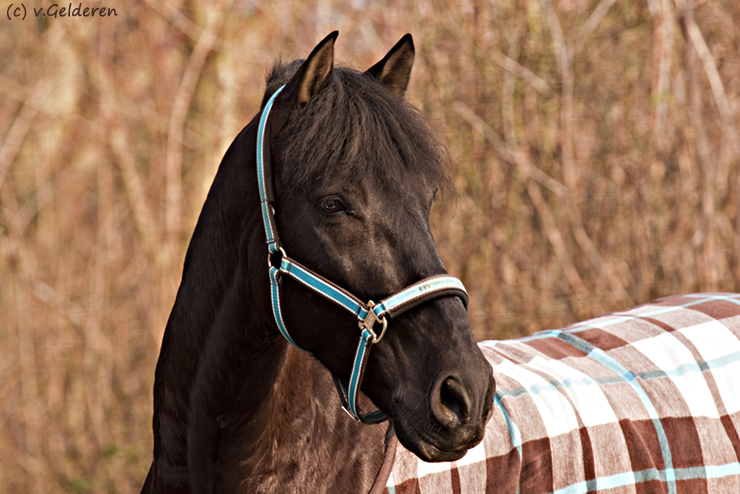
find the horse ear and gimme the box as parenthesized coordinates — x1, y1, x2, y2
(283, 31, 338, 107)
(365, 34, 415, 98)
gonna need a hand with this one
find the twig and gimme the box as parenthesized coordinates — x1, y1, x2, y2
(525, 180, 589, 297)
(96, 25, 162, 267)
(453, 101, 587, 296)
(32, 281, 85, 327)
(685, 20, 722, 287)
(539, 0, 576, 190)
(143, 0, 226, 52)
(10, 170, 77, 235)
(0, 23, 64, 192)
(674, 0, 739, 157)
(652, 0, 674, 149)
(0, 80, 48, 193)
(539, 0, 567, 74)
(578, 0, 619, 41)
(502, 34, 521, 147)
(110, 127, 161, 263)
(453, 101, 568, 196)
(165, 0, 232, 265)
(543, 2, 631, 302)
(489, 50, 553, 97)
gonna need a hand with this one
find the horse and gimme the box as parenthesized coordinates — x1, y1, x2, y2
(379, 293, 740, 493)
(141, 32, 496, 494)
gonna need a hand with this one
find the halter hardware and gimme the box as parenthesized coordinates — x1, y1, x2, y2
(361, 301, 388, 344)
(267, 247, 286, 270)
(256, 85, 469, 423)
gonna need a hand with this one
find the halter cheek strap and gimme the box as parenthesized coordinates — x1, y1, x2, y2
(257, 85, 469, 423)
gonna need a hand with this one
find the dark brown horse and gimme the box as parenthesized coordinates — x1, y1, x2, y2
(141, 32, 495, 493)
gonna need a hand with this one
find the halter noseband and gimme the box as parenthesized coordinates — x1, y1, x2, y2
(257, 85, 469, 423)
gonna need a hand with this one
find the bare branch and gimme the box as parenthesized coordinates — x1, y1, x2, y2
(489, 50, 553, 97)
(0, 81, 48, 192)
(110, 127, 161, 260)
(578, 0, 619, 41)
(675, 0, 739, 157)
(652, 0, 674, 149)
(453, 101, 568, 196)
(143, 0, 226, 52)
(0, 24, 64, 192)
(165, 0, 232, 265)
(453, 101, 587, 296)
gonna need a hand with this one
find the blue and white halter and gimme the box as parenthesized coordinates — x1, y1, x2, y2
(257, 85, 469, 423)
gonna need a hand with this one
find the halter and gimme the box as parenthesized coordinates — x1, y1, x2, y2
(257, 85, 469, 423)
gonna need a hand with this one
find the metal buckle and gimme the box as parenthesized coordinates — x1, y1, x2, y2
(359, 301, 388, 344)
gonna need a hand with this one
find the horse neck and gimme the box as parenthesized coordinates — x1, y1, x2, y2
(152, 122, 271, 465)
(218, 344, 388, 493)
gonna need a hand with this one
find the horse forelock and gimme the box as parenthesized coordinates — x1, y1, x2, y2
(263, 61, 452, 198)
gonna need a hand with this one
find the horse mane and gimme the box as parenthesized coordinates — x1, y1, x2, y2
(262, 60, 452, 197)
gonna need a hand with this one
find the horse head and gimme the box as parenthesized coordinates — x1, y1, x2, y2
(247, 32, 495, 462)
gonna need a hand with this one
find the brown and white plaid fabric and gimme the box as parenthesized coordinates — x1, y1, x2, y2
(373, 293, 740, 493)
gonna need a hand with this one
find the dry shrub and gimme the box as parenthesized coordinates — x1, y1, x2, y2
(1, 0, 738, 491)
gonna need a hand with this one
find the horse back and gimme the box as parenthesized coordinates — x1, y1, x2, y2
(380, 293, 740, 493)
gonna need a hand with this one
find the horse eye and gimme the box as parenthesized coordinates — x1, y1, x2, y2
(319, 198, 347, 215)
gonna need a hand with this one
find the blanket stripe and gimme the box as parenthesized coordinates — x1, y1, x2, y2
(378, 293, 740, 493)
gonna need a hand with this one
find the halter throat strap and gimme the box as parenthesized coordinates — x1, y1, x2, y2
(257, 85, 469, 423)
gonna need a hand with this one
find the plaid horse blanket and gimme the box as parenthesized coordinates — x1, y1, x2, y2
(371, 293, 740, 493)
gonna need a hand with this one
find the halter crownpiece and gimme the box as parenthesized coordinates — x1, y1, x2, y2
(257, 85, 469, 423)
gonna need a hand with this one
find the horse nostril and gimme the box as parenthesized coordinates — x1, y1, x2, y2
(433, 376, 471, 427)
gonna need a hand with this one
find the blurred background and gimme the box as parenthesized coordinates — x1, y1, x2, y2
(1, 0, 738, 491)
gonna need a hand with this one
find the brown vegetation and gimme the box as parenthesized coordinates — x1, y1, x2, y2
(1, 0, 738, 491)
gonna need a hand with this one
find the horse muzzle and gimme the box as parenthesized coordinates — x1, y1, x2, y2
(393, 356, 496, 462)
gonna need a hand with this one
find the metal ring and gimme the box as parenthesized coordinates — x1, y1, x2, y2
(371, 316, 388, 344)
(267, 246, 287, 269)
